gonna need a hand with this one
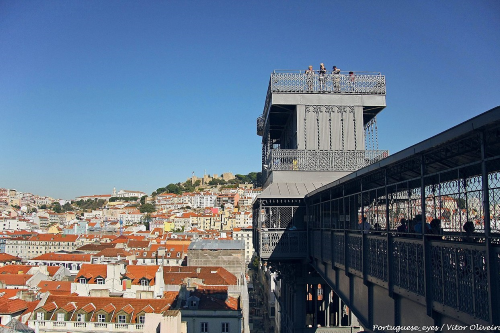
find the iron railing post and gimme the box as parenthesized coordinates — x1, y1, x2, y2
(421, 154, 433, 317)
(481, 131, 499, 324)
(386, 169, 394, 297)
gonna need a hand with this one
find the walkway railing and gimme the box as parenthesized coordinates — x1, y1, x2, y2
(303, 107, 500, 326)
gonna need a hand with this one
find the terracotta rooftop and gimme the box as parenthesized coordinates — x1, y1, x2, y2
(75, 264, 107, 283)
(0, 253, 22, 262)
(0, 265, 32, 275)
(0, 298, 28, 314)
(37, 281, 72, 294)
(0, 274, 32, 286)
(31, 253, 92, 262)
(163, 266, 237, 286)
(36, 294, 178, 323)
(123, 265, 159, 285)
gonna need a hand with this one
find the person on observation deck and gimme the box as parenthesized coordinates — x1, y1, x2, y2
(332, 66, 341, 92)
(305, 65, 314, 91)
(348, 71, 356, 92)
(358, 216, 371, 234)
(319, 63, 327, 91)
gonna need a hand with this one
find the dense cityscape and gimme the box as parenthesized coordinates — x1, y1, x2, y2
(0, 172, 268, 333)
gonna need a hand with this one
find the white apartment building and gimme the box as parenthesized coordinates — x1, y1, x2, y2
(192, 193, 217, 208)
(233, 227, 254, 264)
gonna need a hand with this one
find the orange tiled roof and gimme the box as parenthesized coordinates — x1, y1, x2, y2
(163, 266, 237, 286)
(38, 295, 177, 323)
(0, 253, 21, 262)
(28, 234, 78, 242)
(75, 264, 107, 283)
(121, 304, 134, 314)
(37, 281, 72, 294)
(123, 265, 159, 285)
(0, 274, 32, 286)
(0, 298, 28, 314)
(31, 253, 91, 262)
(0, 265, 32, 275)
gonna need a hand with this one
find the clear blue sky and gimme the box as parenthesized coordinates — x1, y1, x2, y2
(1, 0, 499, 199)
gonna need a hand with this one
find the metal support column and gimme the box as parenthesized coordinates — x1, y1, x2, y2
(481, 131, 499, 324)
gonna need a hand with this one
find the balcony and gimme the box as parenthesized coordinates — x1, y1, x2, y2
(257, 230, 307, 260)
(264, 149, 388, 174)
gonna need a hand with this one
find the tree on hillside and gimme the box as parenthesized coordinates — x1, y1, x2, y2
(51, 202, 62, 213)
(62, 202, 73, 212)
(166, 183, 182, 195)
(139, 203, 156, 213)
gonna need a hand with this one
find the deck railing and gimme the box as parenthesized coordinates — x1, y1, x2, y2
(260, 70, 386, 124)
(270, 70, 385, 95)
(265, 149, 389, 172)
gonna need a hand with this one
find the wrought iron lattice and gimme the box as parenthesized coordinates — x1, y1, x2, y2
(392, 240, 424, 296)
(259, 230, 307, 258)
(333, 232, 345, 266)
(266, 149, 388, 172)
(431, 244, 489, 321)
(488, 167, 500, 234)
(269, 72, 386, 95)
(364, 117, 379, 151)
(256, 115, 264, 136)
(347, 234, 362, 272)
(259, 206, 298, 229)
(366, 237, 388, 282)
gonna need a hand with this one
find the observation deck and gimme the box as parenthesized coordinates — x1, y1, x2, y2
(257, 70, 386, 136)
(257, 70, 388, 187)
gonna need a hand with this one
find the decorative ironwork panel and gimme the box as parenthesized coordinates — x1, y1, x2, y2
(347, 234, 362, 272)
(267, 149, 388, 172)
(333, 233, 345, 266)
(366, 236, 388, 281)
(260, 206, 298, 229)
(431, 243, 489, 321)
(269, 72, 386, 95)
(257, 115, 264, 136)
(488, 167, 500, 234)
(392, 239, 424, 295)
(259, 230, 307, 258)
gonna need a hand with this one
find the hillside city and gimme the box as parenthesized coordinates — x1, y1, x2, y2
(0, 172, 269, 333)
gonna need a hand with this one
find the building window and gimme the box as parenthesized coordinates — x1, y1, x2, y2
(36, 312, 44, 321)
(118, 315, 126, 323)
(97, 314, 106, 322)
(138, 316, 145, 324)
(79, 278, 87, 284)
(56, 313, 65, 322)
(222, 322, 229, 332)
(201, 322, 208, 333)
(96, 278, 105, 284)
(140, 279, 149, 286)
(77, 313, 85, 322)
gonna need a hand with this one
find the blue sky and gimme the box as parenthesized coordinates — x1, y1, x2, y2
(1, 0, 499, 199)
